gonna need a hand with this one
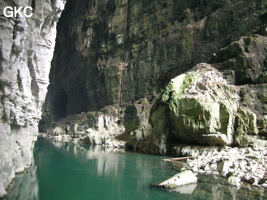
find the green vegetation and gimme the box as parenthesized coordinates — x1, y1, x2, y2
(160, 71, 197, 116)
(177, 71, 196, 98)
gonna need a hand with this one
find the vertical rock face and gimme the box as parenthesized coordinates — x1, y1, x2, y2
(43, 0, 266, 128)
(0, 0, 65, 197)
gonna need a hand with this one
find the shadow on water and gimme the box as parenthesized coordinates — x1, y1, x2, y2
(4, 137, 267, 200)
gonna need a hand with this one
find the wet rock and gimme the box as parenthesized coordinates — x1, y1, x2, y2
(228, 176, 242, 187)
(157, 170, 197, 188)
(218, 161, 232, 177)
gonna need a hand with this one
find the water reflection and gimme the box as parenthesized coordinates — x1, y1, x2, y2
(190, 176, 267, 200)
(4, 159, 39, 200)
(86, 145, 124, 177)
(4, 138, 267, 200)
(169, 183, 197, 194)
(51, 139, 125, 177)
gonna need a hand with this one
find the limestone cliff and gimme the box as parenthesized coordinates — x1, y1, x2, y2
(0, 0, 65, 197)
(42, 0, 266, 128)
(41, 0, 267, 154)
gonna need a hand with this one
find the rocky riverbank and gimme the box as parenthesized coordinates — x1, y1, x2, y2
(42, 128, 267, 189)
(41, 106, 127, 149)
(170, 145, 267, 188)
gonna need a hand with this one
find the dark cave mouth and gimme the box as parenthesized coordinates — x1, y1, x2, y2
(38, 88, 68, 133)
(53, 89, 68, 119)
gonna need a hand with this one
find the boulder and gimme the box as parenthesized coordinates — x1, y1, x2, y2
(217, 160, 232, 176)
(157, 170, 197, 188)
(228, 176, 242, 187)
(150, 63, 239, 146)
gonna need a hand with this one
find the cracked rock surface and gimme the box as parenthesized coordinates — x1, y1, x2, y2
(0, 0, 66, 197)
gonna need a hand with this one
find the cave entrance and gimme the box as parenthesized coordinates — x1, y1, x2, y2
(53, 89, 68, 119)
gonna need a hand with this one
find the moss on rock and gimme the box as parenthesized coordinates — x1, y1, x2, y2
(150, 63, 241, 146)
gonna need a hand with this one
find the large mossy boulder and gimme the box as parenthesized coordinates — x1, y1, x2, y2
(150, 36, 267, 148)
(150, 63, 240, 146)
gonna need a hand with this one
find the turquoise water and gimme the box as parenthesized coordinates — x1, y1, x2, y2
(4, 138, 267, 200)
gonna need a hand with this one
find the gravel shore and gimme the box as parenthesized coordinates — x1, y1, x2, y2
(171, 145, 267, 188)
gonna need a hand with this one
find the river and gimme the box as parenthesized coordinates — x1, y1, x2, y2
(4, 137, 266, 200)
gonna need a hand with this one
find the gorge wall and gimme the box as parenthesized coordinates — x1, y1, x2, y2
(0, 0, 66, 197)
(42, 0, 266, 126)
(42, 0, 267, 155)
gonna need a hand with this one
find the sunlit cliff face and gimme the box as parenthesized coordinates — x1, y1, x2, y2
(0, 0, 66, 197)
